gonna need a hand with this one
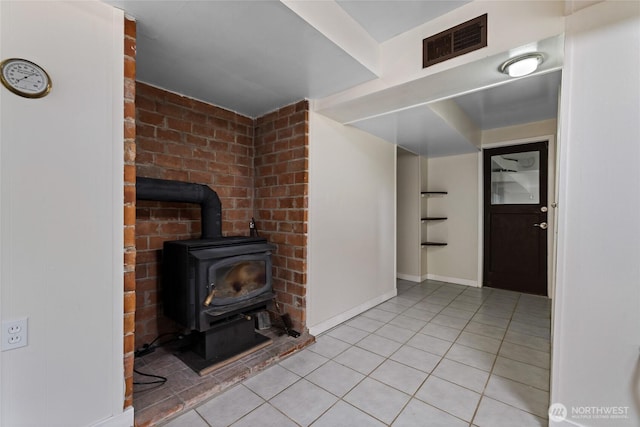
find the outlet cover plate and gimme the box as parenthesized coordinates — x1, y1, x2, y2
(2, 318, 28, 351)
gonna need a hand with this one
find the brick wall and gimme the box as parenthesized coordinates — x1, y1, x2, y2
(135, 82, 255, 346)
(254, 101, 309, 333)
(123, 16, 136, 410)
(134, 85, 309, 345)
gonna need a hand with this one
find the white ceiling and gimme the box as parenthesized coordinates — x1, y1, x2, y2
(349, 105, 478, 157)
(455, 70, 561, 130)
(105, 0, 562, 157)
(106, 0, 377, 117)
(350, 70, 561, 157)
(336, 0, 471, 42)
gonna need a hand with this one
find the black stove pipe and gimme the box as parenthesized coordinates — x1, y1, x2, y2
(136, 177, 222, 239)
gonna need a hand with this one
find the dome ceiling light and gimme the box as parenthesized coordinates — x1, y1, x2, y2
(499, 52, 544, 78)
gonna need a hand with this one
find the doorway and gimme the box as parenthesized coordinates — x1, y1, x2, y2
(483, 141, 548, 295)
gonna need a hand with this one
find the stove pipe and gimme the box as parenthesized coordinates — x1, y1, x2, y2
(136, 177, 222, 239)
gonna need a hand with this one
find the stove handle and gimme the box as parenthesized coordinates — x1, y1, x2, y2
(203, 283, 216, 307)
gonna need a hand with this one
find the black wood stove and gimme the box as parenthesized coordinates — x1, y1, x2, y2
(136, 177, 276, 374)
(162, 237, 275, 371)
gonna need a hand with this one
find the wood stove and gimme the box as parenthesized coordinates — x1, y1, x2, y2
(136, 177, 277, 374)
(162, 237, 275, 373)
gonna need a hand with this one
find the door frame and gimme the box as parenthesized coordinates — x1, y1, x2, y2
(476, 133, 558, 298)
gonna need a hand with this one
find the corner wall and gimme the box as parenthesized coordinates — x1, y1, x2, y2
(396, 149, 421, 280)
(425, 152, 480, 286)
(552, 1, 640, 424)
(254, 101, 310, 333)
(307, 112, 397, 335)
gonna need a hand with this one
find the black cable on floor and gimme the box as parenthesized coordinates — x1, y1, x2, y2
(134, 332, 183, 358)
(133, 368, 167, 385)
(133, 332, 184, 386)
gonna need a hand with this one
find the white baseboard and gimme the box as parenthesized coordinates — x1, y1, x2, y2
(398, 273, 479, 287)
(308, 289, 397, 336)
(426, 274, 479, 288)
(92, 407, 134, 427)
(396, 272, 422, 282)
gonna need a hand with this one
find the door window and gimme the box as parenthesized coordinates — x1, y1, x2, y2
(490, 151, 540, 205)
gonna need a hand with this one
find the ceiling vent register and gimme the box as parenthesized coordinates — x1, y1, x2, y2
(422, 14, 487, 68)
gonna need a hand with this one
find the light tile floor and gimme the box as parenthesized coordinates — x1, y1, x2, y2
(159, 279, 551, 427)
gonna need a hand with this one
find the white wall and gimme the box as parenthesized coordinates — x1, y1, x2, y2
(396, 149, 421, 281)
(307, 112, 397, 335)
(425, 152, 480, 286)
(0, 2, 130, 426)
(419, 156, 429, 278)
(552, 1, 640, 425)
(482, 119, 557, 147)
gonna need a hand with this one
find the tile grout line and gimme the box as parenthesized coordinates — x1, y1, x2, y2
(308, 281, 448, 426)
(162, 281, 553, 426)
(411, 285, 491, 425)
(470, 292, 553, 425)
(349, 282, 482, 426)
(468, 291, 521, 427)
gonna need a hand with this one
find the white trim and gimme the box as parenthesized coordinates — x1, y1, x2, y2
(426, 274, 479, 287)
(91, 407, 134, 427)
(482, 134, 555, 150)
(546, 135, 558, 300)
(477, 153, 484, 288)
(392, 146, 398, 301)
(396, 273, 422, 282)
(0, 3, 4, 421)
(308, 289, 397, 336)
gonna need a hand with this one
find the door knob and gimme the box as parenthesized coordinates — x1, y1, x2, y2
(533, 222, 548, 229)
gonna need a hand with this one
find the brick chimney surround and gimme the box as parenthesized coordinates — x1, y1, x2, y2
(134, 82, 309, 351)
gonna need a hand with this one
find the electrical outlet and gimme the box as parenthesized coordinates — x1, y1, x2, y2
(2, 318, 28, 351)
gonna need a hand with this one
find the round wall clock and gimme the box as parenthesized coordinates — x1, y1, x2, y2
(1, 58, 52, 98)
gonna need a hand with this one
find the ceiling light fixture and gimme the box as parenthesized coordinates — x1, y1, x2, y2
(499, 53, 544, 78)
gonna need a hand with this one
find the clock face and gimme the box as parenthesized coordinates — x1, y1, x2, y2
(1, 58, 52, 98)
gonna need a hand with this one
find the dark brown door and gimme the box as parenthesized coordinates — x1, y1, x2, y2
(483, 142, 548, 295)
